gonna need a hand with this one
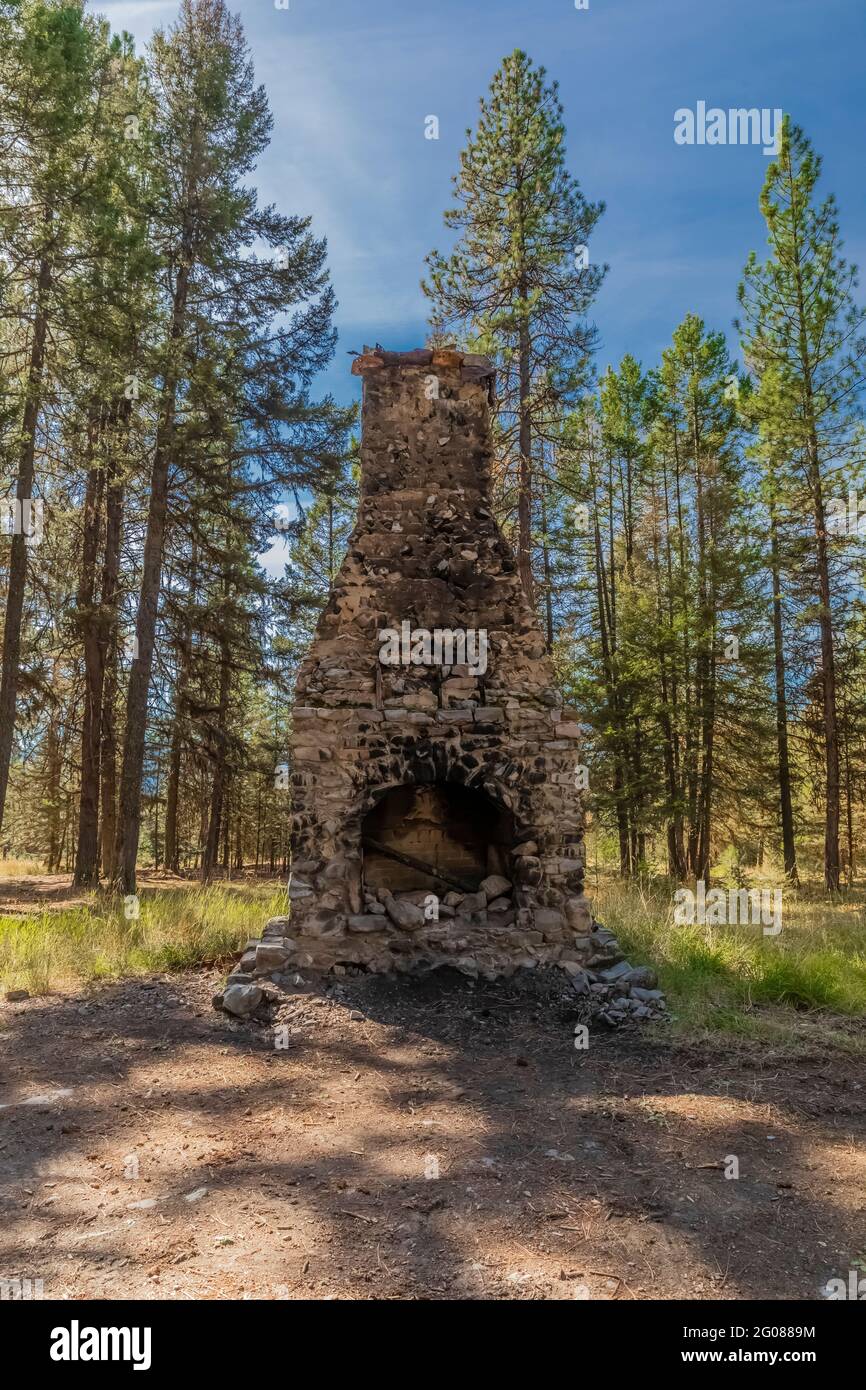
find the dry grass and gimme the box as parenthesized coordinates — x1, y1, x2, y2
(0, 882, 287, 995)
(0, 856, 45, 878)
(2, 860, 866, 1052)
(588, 870, 866, 1048)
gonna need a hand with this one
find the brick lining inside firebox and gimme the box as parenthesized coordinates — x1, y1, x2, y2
(361, 781, 514, 895)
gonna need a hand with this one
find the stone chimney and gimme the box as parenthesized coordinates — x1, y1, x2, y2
(268, 346, 592, 980)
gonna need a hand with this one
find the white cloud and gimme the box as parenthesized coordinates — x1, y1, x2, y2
(256, 32, 437, 330)
(259, 537, 290, 580)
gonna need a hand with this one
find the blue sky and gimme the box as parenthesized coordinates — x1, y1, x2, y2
(98, 0, 866, 564)
(100, 0, 866, 394)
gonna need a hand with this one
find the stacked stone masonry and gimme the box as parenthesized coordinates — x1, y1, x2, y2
(222, 347, 664, 1016)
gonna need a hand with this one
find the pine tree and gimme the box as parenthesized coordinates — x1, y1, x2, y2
(112, 0, 348, 892)
(280, 456, 359, 653)
(553, 320, 770, 882)
(0, 0, 113, 836)
(738, 118, 866, 890)
(68, 26, 154, 886)
(422, 49, 606, 601)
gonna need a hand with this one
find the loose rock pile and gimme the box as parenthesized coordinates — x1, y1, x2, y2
(215, 888, 668, 1028)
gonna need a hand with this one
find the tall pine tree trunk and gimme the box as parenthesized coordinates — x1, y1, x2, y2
(113, 263, 190, 892)
(98, 460, 123, 881)
(769, 510, 798, 883)
(841, 682, 854, 886)
(73, 423, 106, 887)
(813, 482, 841, 890)
(201, 636, 231, 882)
(695, 651, 716, 882)
(791, 231, 840, 890)
(593, 514, 632, 876)
(163, 631, 190, 874)
(631, 716, 643, 871)
(164, 542, 196, 873)
(540, 467, 554, 648)
(517, 307, 534, 602)
(656, 454, 687, 879)
(0, 252, 51, 835)
(694, 449, 716, 884)
(152, 751, 161, 870)
(163, 725, 183, 874)
(100, 656, 118, 881)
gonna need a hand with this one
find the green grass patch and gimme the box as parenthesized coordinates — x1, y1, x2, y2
(0, 883, 289, 995)
(4, 868, 866, 1053)
(591, 874, 866, 1044)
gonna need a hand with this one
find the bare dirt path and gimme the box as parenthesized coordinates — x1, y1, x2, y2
(1, 969, 863, 1300)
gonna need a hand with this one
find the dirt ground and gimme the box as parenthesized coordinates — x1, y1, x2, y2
(1, 967, 864, 1301)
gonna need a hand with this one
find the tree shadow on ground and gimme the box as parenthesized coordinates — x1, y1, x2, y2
(0, 966, 862, 1299)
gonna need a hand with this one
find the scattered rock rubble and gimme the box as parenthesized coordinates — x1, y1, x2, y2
(215, 877, 668, 1029)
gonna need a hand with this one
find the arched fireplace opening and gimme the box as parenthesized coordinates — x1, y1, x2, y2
(361, 781, 514, 897)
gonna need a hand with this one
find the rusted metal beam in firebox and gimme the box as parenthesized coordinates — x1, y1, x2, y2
(361, 837, 475, 895)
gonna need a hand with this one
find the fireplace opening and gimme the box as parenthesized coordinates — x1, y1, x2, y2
(361, 782, 514, 896)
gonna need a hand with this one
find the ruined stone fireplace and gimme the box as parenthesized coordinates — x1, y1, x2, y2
(263, 346, 594, 980)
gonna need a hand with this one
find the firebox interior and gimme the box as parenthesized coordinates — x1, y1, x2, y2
(361, 782, 513, 895)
